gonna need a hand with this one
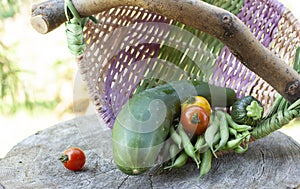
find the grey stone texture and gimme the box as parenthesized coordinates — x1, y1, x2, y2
(0, 114, 299, 189)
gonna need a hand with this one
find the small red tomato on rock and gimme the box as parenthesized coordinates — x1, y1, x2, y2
(59, 147, 86, 171)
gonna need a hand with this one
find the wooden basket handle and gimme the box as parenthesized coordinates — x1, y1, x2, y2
(30, 0, 300, 103)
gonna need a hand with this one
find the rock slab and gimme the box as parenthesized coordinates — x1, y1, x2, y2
(0, 115, 300, 189)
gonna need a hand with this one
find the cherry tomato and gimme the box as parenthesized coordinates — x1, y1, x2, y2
(59, 147, 86, 171)
(181, 105, 210, 135)
(181, 96, 211, 116)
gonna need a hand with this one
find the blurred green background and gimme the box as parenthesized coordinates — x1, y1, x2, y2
(0, 0, 91, 158)
(0, 0, 77, 116)
(0, 0, 299, 158)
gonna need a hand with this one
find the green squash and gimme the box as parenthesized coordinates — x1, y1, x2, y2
(230, 96, 264, 126)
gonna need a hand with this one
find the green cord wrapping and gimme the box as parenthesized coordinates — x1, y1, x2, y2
(252, 102, 300, 139)
(264, 95, 289, 120)
(252, 46, 300, 139)
(64, 0, 98, 56)
(65, 19, 86, 56)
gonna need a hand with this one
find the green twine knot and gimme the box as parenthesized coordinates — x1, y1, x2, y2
(252, 46, 300, 139)
(64, 0, 98, 56)
(252, 102, 300, 139)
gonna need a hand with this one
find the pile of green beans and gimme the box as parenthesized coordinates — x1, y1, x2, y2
(162, 110, 252, 178)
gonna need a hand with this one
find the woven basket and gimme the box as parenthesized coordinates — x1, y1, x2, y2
(75, 0, 300, 129)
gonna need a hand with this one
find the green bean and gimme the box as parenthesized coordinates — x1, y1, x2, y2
(194, 135, 206, 152)
(178, 124, 200, 167)
(214, 111, 229, 152)
(225, 113, 252, 132)
(198, 144, 209, 154)
(234, 144, 248, 154)
(164, 151, 188, 169)
(229, 127, 237, 137)
(212, 132, 221, 144)
(170, 125, 182, 149)
(212, 132, 221, 148)
(242, 130, 250, 138)
(205, 114, 220, 153)
(236, 133, 243, 139)
(210, 132, 222, 157)
(199, 149, 212, 178)
(169, 143, 180, 164)
(223, 133, 249, 150)
(196, 150, 201, 167)
(245, 131, 251, 142)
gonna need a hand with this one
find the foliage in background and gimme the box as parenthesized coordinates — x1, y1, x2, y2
(0, 40, 32, 114)
(0, 0, 20, 19)
(0, 0, 63, 115)
(0, 0, 26, 115)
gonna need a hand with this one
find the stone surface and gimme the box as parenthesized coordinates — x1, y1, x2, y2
(0, 114, 300, 189)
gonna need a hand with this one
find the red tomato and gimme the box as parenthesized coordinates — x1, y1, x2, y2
(59, 147, 86, 171)
(181, 96, 211, 116)
(181, 105, 210, 135)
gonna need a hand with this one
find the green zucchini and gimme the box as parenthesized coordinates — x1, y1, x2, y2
(112, 80, 237, 175)
(230, 95, 264, 126)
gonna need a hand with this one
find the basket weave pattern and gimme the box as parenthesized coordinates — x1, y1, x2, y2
(77, 0, 300, 129)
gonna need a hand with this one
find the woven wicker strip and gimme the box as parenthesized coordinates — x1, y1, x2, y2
(212, 0, 286, 110)
(76, 0, 300, 129)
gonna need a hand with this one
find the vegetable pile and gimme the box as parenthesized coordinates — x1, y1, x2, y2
(112, 80, 265, 177)
(161, 96, 259, 178)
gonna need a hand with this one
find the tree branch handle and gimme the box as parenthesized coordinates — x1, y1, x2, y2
(30, 0, 300, 103)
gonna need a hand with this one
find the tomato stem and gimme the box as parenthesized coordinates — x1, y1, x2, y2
(186, 96, 196, 105)
(59, 154, 69, 163)
(191, 112, 201, 124)
(246, 101, 263, 120)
